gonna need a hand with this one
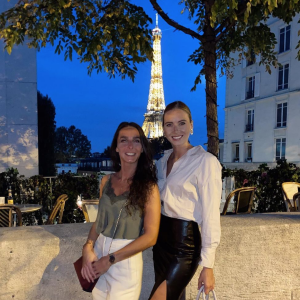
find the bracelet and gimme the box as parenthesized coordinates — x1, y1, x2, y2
(83, 238, 95, 248)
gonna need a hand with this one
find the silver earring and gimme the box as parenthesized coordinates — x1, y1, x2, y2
(190, 129, 193, 135)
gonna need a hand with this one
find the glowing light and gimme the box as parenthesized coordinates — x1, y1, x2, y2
(142, 16, 165, 139)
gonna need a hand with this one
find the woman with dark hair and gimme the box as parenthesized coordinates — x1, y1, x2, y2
(81, 122, 160, 300)
(149, 101, 222, 300)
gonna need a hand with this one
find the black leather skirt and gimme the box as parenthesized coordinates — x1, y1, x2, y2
(149, 214, 201, 300)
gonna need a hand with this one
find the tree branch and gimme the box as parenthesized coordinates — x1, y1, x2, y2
(215, 1, 249, 42)
(215, 21, 235, 42)
(149, 0, 203, 42)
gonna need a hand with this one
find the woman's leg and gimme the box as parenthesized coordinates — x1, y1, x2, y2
(93, 236, 143, 300)
(92, 234, 108, 300)
(149, 280, 167, 300)
(106, 251, 143, 300)
(149, 215, 201, 300)
(92, 277, 109, 300)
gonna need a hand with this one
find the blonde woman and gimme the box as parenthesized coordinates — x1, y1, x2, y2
(149, 101, 222, 300)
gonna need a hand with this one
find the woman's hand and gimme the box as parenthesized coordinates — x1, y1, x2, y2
(92, 255, 111, 277)
(198, 267, 215, 295)
(81, 244, 98, 283)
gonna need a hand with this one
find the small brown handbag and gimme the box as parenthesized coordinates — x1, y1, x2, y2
(74, 201, 128, 293)
(74, 256, 98, 292)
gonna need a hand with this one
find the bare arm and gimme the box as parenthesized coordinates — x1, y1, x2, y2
(81, 175, 110, 282)
(92, 184, 161, 277)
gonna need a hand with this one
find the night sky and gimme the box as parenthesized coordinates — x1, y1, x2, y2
(37, 1, 226, 153)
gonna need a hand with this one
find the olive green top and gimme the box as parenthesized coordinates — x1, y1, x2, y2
(95, 176, 144, 239)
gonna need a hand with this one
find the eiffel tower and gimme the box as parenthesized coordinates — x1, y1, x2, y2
(142, 14, 166, 138)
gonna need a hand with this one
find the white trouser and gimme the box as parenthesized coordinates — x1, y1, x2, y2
(92, 233, 143, 300)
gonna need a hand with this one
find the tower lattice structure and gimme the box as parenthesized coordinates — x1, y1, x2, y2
(142, 14, 166, 138)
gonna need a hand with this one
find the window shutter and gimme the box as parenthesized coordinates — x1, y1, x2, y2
(242, 58, 246, 68)
(254, 73, 260, 97)
(256, 54, 261, 64)
(241, 78, 246, 100)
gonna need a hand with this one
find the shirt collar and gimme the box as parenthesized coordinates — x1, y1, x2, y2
(161, 145, 205, 162)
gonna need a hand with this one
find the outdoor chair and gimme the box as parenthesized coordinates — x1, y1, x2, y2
(0, 204, 23, 227)
(221, 187, 256, 215)
(82, 199, 99, 222)
(282, 182, 300, 212)
(46, 194, 68, 225)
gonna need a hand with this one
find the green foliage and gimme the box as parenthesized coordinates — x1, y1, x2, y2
(101, 146, 111, 157)
(223, 160, 300, 213)
(182, 0, 300, 88)
(55, 125, 92, 162)
(0, 0, 153, 80)
(49, 173, 99, 223)
(2, 0, 300, 156)
(38, 91, 56, 176)
(0, 168, 99, 225)
(149, 136, 172, 156)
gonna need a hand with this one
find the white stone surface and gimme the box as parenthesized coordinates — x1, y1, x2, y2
(0, 1, 38, 176)
(1, 214, 300, 300)
(223, 15, 300, 168)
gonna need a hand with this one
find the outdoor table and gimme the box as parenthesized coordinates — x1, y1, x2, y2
(13, 204, 42, 226)
(15, 204, 42, 213)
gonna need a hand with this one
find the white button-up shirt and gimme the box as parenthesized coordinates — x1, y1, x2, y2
(157, 145, 222, 268)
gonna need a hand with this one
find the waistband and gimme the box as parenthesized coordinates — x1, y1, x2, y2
(160, 213, 199, 228)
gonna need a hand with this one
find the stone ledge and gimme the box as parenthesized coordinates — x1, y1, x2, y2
(0, 213, 300, 300)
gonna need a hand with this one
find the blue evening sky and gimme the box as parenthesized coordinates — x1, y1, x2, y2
(37, 1, 226, 153)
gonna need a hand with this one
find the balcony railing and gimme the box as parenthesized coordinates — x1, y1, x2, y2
(78, 166, 114, 172)
(245, 124, 254, 132)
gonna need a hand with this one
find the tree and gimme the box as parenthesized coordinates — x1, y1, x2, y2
(0, 0, 153, 80)
(38, 91, 56, 176)
(149, 137, 172, 157)
(101, 146, 111, 157)
(149, 0, 300, 155)
(55, 125, 91, 162)
(2, 1, 300, 156)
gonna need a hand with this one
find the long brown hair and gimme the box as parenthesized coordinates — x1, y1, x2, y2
(163, 101, 192, 125)
(110, 122, 157, 215)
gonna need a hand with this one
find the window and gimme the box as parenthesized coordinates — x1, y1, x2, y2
(241, 73, 260, 100)
(277, 102, 287, 127)
(279, 25, 291, 53)
(246, 76, 255, 99)
(246, 50, 255, 66)
(246, 110, 254, 132)
(276, 138, 286, 160)
(246, 143, 252, 162)
(233, 144, 240, 162)
(278, 63, 289, 90)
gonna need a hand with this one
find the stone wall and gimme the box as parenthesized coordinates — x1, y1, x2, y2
(1, 213, 300, 300)
(0, 0, 38, 176)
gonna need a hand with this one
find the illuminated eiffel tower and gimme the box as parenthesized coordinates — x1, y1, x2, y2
(142, 14, 166, 138)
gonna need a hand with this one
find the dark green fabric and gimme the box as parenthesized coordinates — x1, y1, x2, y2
(95, 177, 144, 239)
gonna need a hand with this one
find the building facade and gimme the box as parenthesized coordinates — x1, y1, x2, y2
(55, 163, 78, 175)
(0, 1, 38, 176)
(223, 15, 300, 170)
(77, 157, 113, 176)
(142, 14, 166, 138)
